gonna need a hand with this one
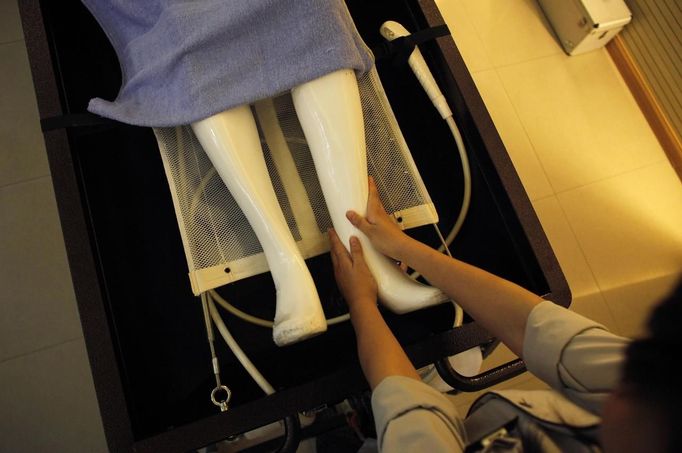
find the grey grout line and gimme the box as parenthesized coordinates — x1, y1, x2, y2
(551, 159, 667, 197)
(0, 335, 84, 366)
(489, 50, 565, 72)
(550, 193, 619, 326)
(485, 65, 562, 198)
(489, 52, 668, 197)
(0, 173, 52, 191)
(0, 38, 24, 47)
(529, 194, 555, 204)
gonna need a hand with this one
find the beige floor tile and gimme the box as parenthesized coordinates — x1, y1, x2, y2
(0, 339, 107, 452)
(0, 0, 23, 44)
(435, 0, 494, 73)
(601, 273, 681, 339)
(512, 374, 550, 392)
(0, 177, 82, 362)
(458, 0, 562, 68)
(480, 342, 518, 371)
(498, 51, 666, 193)
(557, 162, 682, 292)
(532, 196, 600, 298)
(570, 291, 619, 334)
(471, 69, 553, 200)
(447, 371, 543, 416)
(0, 41, 50, 188)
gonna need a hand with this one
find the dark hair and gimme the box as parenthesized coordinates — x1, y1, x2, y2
(621, 280, 682, 453)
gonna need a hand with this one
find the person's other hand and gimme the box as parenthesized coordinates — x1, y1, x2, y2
(345, 177, 412, 261)
(329, 228, 377, 311)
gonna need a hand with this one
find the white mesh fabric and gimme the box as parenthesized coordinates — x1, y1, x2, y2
(155, 68, 438, 295)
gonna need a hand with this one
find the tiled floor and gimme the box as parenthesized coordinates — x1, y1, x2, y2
(437, 0, 682, 411)
(0, 0, 107, 451)
(1, 0, 681, 451)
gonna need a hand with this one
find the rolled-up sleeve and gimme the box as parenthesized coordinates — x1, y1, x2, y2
(371, 376, 466, 452)
(523, 301, 629, 414)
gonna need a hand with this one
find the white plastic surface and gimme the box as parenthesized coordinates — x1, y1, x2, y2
(292, 69, 448, 313)
(578, 0, 631, 26)
(380, 21, 452, 119)
(192, 107, 327, 346)
(155, 68, 438, 295)
(537, 0, 631, 55)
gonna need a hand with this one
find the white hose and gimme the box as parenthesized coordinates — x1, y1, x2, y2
(207, 292, 276, 395)
(189, 167, 217, 219)
(380, 20, 472, 266)
(441, 115, 472, 251)
(209, 289, 350, 328)
(381, 21, 471, 333)
(209, 289, 275, 328)
(410, 114, 471, 281)
(407, 118, 468, 328)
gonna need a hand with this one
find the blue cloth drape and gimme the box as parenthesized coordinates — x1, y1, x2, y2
(82, 0, 374, 127)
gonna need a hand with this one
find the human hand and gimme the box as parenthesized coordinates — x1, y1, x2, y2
(328, 228, 378, 311)
(345, 177, 413, 261)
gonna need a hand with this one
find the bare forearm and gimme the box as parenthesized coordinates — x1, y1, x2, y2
(397, 239, 542, 357)
(349, 302, 420, 389)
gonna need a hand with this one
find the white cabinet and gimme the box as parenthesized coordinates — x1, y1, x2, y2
(538, 0, 632, 55)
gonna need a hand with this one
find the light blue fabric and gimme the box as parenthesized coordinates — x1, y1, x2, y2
(82, 0, 374, 127)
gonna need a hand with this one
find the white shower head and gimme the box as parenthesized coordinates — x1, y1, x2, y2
(380, 20, 452, 119)
(379, 20, 411, 41)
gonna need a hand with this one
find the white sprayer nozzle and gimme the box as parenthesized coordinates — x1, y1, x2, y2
(380, 20, 411, 41)
(379, 21, 452, 119)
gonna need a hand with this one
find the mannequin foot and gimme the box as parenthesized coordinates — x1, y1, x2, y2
(372, 254, 449, 313)
(272, 313, 327, 346)
(271, 269, 327, 346)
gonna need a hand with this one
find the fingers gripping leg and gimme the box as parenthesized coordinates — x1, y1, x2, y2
(292, 70, 446, 313)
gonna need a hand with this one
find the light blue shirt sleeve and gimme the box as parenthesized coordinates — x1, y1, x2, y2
(371, 301, 630, 450)
(523, 300, 630, 414)
(371, 376, 466, 452)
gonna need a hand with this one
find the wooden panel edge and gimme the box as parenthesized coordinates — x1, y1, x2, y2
(607, 35, 682, 181)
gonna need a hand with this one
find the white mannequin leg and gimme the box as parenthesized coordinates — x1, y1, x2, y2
(192, 106, 327, 346)
(292, 69, 447, 313)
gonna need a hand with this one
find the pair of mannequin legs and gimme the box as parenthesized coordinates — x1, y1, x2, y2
(192, 69, 445, 346)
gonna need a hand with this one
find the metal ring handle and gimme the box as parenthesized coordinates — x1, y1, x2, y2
(211, 385, 232, 412)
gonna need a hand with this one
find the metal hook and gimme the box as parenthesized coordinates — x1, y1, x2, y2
(211, 384, 232, 412)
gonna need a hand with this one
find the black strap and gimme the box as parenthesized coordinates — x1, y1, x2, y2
(372, 24, 451, 66)
(41, 112, 118, 132)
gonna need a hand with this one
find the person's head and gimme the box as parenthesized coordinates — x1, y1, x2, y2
(600, 280, 682, 453)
